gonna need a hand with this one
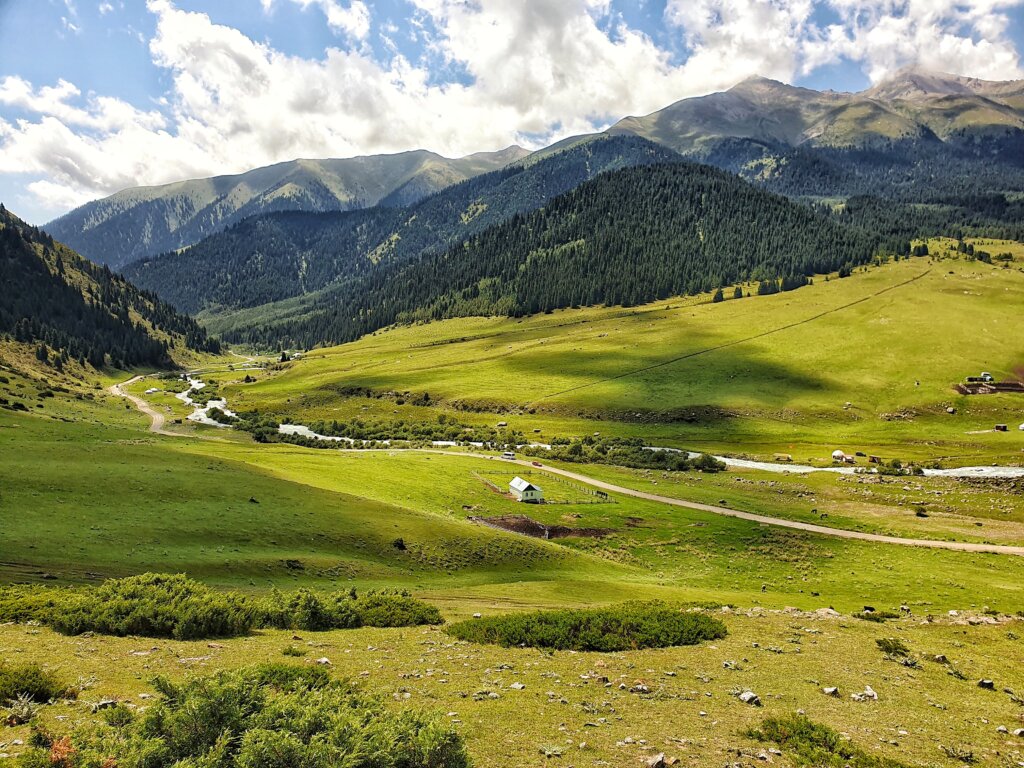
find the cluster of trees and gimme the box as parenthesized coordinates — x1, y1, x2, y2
(0, 573, 442, 640)
(0, 206, 219, 369)
(231, 162, 882, 348)
(17, 664, 469, 768)
(446, 601, 728, 651)
(740, 131, 1024, 202)
(522, 436, 725, 473)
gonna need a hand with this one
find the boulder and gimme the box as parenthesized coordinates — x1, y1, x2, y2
(822, 686, 840, 697)
(644, 754, 666, 768)
(978, 679, 996, 690)
(738, 691, 761, 706)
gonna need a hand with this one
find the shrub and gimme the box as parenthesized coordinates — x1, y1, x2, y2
(446, 602, 727, 652)
(750, 714, 910, 767)
(875, 637, 910, 656)
(852, 609, 899, 623)
(16, 664, 470, 768)
(0, 577, 443, 640)
(0, 662, 71, 704)
(354, 589, 444, 627)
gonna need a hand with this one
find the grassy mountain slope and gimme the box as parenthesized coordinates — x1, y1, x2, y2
(224, 243, 1024, 464)
(123, 136, 681, 316)
(0, 205, 219, 371)
(603, 70, 1024, 199)
(45, 146, 527, 269)
(227, 159, 879, 348)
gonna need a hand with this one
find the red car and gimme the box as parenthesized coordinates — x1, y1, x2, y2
(532, 461, 543, 467)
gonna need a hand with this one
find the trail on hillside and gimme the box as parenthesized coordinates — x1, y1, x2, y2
(474, 454, 1024, 557)
(535, 269, 932, 401)
(108, 376, 179, 436)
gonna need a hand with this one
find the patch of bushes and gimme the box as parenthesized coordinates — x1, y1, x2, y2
(0, 662, 72, 704)
(446, 602, 727, 652)
(749, 714, 911, 768)
(524, 437, 725, 473)
(16, 664, 470, 768)
(0, 575, 443, 640)
(852, 609, 900, 623)
(875, 637, 910, 656)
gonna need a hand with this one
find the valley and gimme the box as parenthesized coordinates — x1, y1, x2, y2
(2, 57, 1024, 768)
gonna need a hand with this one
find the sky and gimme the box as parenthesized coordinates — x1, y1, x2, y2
(1, 0, 1023, 224)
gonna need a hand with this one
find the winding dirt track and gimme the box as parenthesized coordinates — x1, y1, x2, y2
(454, 454, 1024, 557)
(107, 375, 179, 437)
(109, 377, 1024, 557)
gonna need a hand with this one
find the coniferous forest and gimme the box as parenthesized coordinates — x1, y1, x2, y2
(0, 205, 219, 369)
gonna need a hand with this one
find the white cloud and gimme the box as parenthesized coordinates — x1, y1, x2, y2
(263, 0, 371, 39)
(1, 0, 1022, 221)
(818, 0, 1024, 82)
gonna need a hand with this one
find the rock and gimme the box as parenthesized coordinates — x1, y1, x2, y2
(472, 613, 482, 618)
(933, 654, 947, 664)
(978, 679, 996, 690)
(510, 682, 526, 690)
(996, 725, 1008, 733)
(738, 691, 761, 706)
(314, 657, 332, 666)
(822, 686, 840, 697)
(1014, 728, 1024, 737)
(644, 753, 666, 768)
(91, 699, 118, 712)
(851, 685, 878, 702)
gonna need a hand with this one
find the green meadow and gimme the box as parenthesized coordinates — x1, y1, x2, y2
(2, 242, 1024, 767)
(223, 245, 1024, 465)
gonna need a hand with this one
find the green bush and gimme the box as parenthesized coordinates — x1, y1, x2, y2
(446, 602, 727, 652)
(0, 576, 443, 640)
(750, 714, 910, 767)
(0, 662, 71, 703)
(17, 664, 470, 768)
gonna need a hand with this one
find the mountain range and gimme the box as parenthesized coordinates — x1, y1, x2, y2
(45, 69, 1024, 270)
(45, 146, 528, 269)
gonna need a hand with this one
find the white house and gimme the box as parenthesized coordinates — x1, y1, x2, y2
(509, 476, 543, 503)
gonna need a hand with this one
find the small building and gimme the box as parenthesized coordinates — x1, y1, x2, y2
(509, 476, 543, 503)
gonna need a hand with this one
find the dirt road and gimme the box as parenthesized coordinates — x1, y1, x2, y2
(495, 457, 1024, 557)
(108, 378, 1024, 556)
(107, 375, 180, 437)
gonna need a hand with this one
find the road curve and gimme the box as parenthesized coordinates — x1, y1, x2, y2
(489, 456, 1024, 557)
(108, 375, 179, 437)
(107, 379, 1024, 557)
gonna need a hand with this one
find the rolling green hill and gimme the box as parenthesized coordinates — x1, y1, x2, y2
(0, 205, 219, 371)
(224, 244, 1024, 465)
(45, 146, 527, 269)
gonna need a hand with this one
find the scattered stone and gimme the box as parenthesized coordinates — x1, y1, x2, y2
(738, 691, 761, 706)
(314, 657, 332, 666)
(1014, 729, 1024, 738)
(996, 726, 1008, 734)
(933, 654, 948, 664)
(510, 682, 526, 690)
(472, 613, 482, 619)
(91, 699, 118, 712)
(978, 679, 996, 690)
(822, 687, 840, 697)
(851, 685, 878, 702)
